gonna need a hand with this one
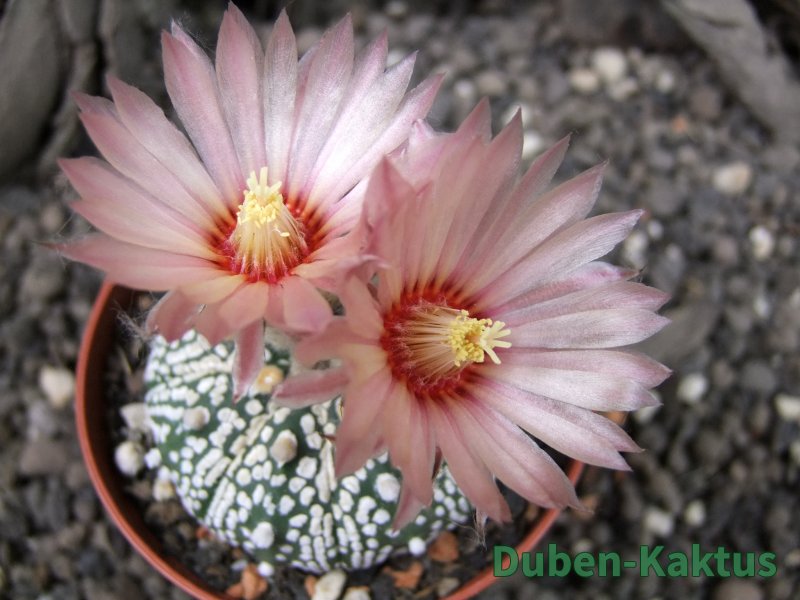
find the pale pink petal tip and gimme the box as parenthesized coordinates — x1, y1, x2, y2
(273, 368, 347, 409)
(232, 321, 265, 402)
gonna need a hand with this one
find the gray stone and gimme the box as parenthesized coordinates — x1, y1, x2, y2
(56, 0, 99, 44)
(19, 256, 66, 303)
(18, 439, 71, 476)
(689, 85, 722, 120)
(643, 178, 684, 217)
(0, 0, 64, 179)
(740, 360, 778, 394)
(712, 580, 764, 600)
(635, 302, 719, 367)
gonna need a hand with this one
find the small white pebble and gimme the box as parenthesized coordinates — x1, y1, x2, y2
(591, 47, 627, 84)
(568, 68, 600, 94)
(120, 403, 148, 432)
(749, 225, 774, 261)
(114, 441, 144, 477)
(152, 476, 175, 501)
(313, 569, 347, 600)
(643, 507, 674, 537)
(436, 577, 460, 598)
(655, 69, 676, 93)
(38, 366, 75, 409)
(182, 406, 210, 430)
(633, 403, 661, 424)
(712, 161, 752, 195)
(521, 130, 545, 161)
(646, 219, 664, 240)
(453, 78, 477, 103)
(270, 430, 298, 466)
(789, 441, 800, 466)
(785, 549, 800, 568)
(607, 77, 638, 101)
(683, 500, 706, 527)
(342, 587, 371, 600)
(775, 394, 800, 423)
(501, 103, 534, 129)
(144, 448, 162, 469)
(677, 373, 708, 405)
(408, 537, 426, 556)
(622, 230, 648, 269)
(752, 293, 771, 319)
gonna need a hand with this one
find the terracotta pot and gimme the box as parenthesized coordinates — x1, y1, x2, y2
(76, 281, 585, 600)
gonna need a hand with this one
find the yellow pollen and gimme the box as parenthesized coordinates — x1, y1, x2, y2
(228, 166, 307, 280)
(237, 167, 287, 231)
(447, 309, 512, 367)
(389, 304, 512, 383)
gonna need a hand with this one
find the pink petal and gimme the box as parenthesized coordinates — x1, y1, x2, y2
(284, 15, 354, 207)
(305, 48, 417, 213)
(233, 320, 265, 401)
(508, 308, 670, 349)
(194, 281, 269, 345)
(60, 157, 215, 258)
(482, 363, 660, 411)
(477, 210, 644, 308)
(73, 91, 116, 116)
(392, 481, 428, 531)
(450, 136, 571, 279)
(179, 273, 246, 304)
(339, 276, 384, 338)
(162, 25, 243, 203)
(146, 290, 201, 341)
(381, 383, 435, 506)
(78, 111, 221, 232)
(315, 73, 443, 233)
(502, 348, 671, 388)
(292, 320, 373, 366)
(333, 368, 393, 476)
(263, 10, 298, 185)
(429, 403, 511, 522)
(455, 98, 492, 142)
(449, 396, 580, 508)
(498, 280, 670, 327)
(273, 367, 348, 409)
(474, 378, 638, 469)
(56, 235, 220, 291)
(464, 163, 606, 295)
(216, 3, 266, 176)
(489, 261, 637, 315)
(106, 76, 229, 220)
(277, 275, 332, 333)
(434, 113, 523, 288)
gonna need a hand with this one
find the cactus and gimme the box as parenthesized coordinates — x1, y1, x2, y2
(144, 330, 472, 575)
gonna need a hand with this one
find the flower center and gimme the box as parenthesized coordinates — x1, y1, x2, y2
(382, 301, 511, 395)
(226, 167, 308, 282)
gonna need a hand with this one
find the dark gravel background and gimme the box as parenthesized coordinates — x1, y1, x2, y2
(1, 1, 799, 599)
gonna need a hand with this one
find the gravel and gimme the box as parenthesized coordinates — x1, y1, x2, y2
(1, 1, 799, 599)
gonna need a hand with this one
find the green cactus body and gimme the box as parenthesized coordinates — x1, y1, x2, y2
(144, 330, 471, 575)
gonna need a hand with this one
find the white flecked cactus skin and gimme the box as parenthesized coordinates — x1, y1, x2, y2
(143, 330, 471, 575)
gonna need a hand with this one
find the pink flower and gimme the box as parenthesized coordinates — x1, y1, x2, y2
(58, 4, 441, 396)
(275, 101, 671, 527)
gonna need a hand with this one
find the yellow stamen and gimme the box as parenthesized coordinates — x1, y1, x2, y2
(447, 309, 512, 367)
(229, 167, 307, 280)
(389, 305, 512, 383)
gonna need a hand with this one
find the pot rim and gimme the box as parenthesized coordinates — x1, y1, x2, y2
(76, 280, 585, 600)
